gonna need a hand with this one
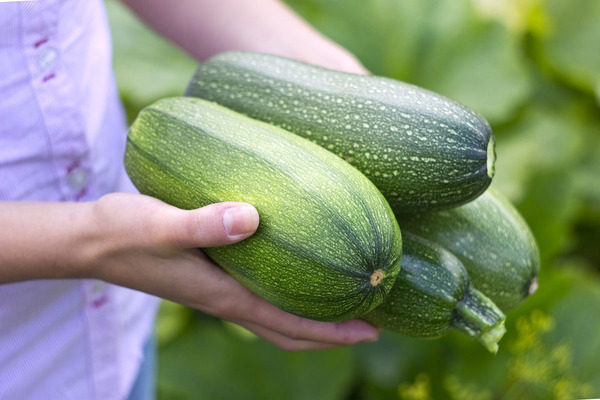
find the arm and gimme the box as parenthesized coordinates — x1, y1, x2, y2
(119, 0, 368, 74)
(0, 194, 379, 350)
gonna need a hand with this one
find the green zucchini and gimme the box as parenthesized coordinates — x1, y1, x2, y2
(124, 96, 403, 322)
(362, 233, 506, 353)
(399, 187, 540, 311)
(186, 51, 495, 213)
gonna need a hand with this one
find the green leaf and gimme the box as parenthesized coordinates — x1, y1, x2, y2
(514, 172, 579, 264)
(492, 103, 585, 201)
(490, 93, 599, 261)
(157, 317, 356, 400)
(155, 301, 193, 347)
(285, 0, 534, 124)
(544, 265, 600, 391)
(409, 6, 534, 124)
(536, 0, 600, 97)
(106, 0, 197, 121)
(368, 263, 599, 400)
(354, 332, 443, 389)
(285, 0, 432, 81)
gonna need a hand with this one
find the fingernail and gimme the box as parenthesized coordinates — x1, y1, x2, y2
(362, 332, 380, 343)
(344, 320, 380, 343)
(357, 328, 380, 343)
(223, 205, 259, 239)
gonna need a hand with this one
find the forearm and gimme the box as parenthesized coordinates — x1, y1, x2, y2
(120, 0, 367, 73)
(0, 201, 94, 283)
(0, 194, 377, 349)
(0, 195, 250, 285)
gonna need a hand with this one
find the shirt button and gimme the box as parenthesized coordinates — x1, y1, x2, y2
(68, 167, 88, 190)
(93, 280, 107, 293)
(38, 47, 57, 72)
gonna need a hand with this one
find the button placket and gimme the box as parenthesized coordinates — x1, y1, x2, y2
(83, 279, 120, 399)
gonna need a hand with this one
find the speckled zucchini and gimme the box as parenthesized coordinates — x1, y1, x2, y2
(399, 187, 540, 311)
(124, 96, 403, 322)
(186, 51, 495, 213)
(362, 233, 506, 353)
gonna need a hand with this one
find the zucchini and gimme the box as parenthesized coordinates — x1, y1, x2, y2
(362, 233, 506, 353)
(124, 97, 403, 322)
(399, 187, 540, 311)
(186, 51, 495, 213)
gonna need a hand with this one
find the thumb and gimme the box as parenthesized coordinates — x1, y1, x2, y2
(165, 202, 260, 249)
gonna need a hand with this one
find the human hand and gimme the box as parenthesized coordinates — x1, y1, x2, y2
(84, 193, 380, 351)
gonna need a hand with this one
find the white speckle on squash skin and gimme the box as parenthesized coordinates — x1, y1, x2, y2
(362, 234, 473, 338)
(399, 189, 539, 311)
(127, 97, 403, 321)
(188, 52, 494, 213)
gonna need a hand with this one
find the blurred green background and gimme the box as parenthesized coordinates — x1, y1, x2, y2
(107, 0, 600, 398)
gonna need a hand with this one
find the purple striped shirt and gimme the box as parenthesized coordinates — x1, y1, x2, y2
(0, 1, 159, 399)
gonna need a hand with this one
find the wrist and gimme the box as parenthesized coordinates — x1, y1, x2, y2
(63, 200, 108, 280)
(73, 193, 142, 283)
(0, 200, 98, 283)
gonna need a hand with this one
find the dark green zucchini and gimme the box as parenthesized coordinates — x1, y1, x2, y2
(124, 97, 403, 322)
(399, 187, 540, 311)
(185, 51, 495, 213)
(362, 233, 506, 353)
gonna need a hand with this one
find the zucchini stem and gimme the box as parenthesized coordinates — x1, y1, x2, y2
(370, 269, 385, 287)
(451, 286, 506, 353)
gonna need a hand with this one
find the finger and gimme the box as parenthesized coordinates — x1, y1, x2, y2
(160, 202, 259, 249)
(254, 315, 380, 347)
(231, 318, 379, 352)
(187, 262, 381, 347)
(250, 303, 380, 345)
(215, 285, 380, 346)
(230, 320, 337, 352)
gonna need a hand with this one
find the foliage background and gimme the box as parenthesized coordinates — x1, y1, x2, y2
(107, 0, 600, 398)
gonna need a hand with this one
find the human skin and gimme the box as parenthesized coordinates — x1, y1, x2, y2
(0, 0, 378, 351)
(0, 195, 379, 351)
(120, 0, 369, 74)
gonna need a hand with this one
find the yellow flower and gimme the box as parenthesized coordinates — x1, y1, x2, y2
(398, 374, 433, 400)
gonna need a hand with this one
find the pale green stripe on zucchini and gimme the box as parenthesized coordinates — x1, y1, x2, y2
(124, 97, 403, 321)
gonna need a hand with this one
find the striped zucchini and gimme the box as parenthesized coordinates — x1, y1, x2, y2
(399, 187, 540, 311)
(362, 233, 506, 353)
(124, 97, 403, 321)
(186, 51, 495, 213)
